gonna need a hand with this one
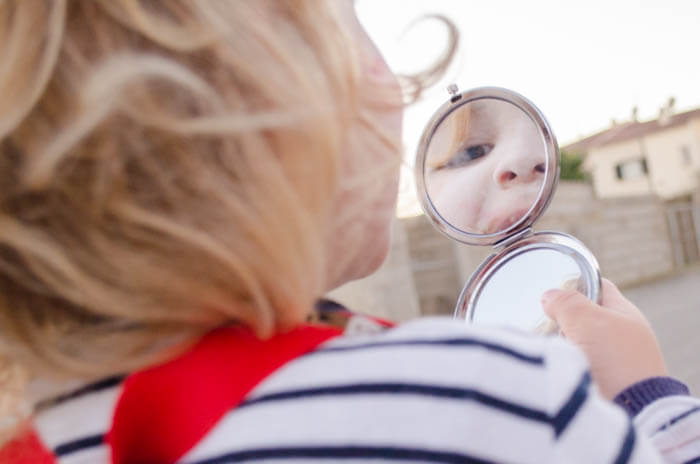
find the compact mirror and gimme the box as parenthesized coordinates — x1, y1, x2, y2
(415, 86, 601, 333)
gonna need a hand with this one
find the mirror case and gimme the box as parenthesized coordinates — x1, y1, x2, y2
(414, 86, 601, 330)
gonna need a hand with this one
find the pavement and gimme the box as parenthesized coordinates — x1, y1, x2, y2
(622, 265, 700, 394)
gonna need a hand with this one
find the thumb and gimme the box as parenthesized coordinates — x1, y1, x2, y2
(541, 288, 599, 327)
(600, 278, 636, 313)
(599, 279, 649, 322)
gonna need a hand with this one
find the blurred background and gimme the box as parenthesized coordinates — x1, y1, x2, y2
(330, 0, 700, 392)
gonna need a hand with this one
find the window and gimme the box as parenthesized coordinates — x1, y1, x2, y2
(681, 145, 693, 166)
(615, 158, 648, 180)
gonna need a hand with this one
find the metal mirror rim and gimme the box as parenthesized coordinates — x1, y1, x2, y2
(415, 86, 561, 246)
(454, 231, 602, 322)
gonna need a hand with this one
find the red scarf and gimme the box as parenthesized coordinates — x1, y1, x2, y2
(1, 325, 343, 464)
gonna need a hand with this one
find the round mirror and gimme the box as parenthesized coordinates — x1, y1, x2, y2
(416, 88, 559, 246)
(454, 232, 601, 333)
(472, 249, 581, 334)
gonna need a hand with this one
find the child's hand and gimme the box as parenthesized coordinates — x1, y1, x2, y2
(541, 279, 668, 400)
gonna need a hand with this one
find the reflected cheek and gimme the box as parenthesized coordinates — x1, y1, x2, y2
(429, 170, 485, 230)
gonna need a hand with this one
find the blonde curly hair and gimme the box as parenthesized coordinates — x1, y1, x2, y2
(0, 0, 456, 431)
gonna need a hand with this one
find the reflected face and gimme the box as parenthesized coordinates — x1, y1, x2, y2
(425, 99, 546, 234)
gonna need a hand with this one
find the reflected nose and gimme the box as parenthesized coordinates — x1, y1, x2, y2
(494, 158, 545, 188)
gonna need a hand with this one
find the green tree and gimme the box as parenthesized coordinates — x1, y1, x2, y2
(560, 150, 586, 181)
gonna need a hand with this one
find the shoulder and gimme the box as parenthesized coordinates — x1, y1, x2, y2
(182, 318, 596, 464)
(252, 316, 592, 414)
(323, 317, 591, 415)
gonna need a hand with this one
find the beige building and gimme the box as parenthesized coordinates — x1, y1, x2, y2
(564, 104, 700, 200)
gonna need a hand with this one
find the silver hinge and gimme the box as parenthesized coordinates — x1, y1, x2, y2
(492, 227, 533, 250)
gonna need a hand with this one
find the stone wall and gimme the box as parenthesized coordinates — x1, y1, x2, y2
(329, 182, 680, 321)
(538, 182, 675, 286)
(403, 215, 462, 317)
(327, 217, 420, 321)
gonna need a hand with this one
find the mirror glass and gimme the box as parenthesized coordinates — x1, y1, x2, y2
(424, 98, 547, 236)
(472, 249, 584, 334)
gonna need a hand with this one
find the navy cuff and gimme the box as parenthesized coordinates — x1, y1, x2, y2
(614, 376, 690, 417)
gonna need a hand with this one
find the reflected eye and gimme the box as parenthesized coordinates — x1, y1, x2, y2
(443, 143, 494, 169)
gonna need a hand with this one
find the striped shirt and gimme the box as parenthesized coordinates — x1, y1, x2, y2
(31, 317, 700, 463)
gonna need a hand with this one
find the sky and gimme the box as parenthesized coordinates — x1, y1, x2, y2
(355, 0, 700, 216)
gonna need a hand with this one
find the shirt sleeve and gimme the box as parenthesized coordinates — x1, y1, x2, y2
(544, 337, 700, 463)
(614, 377, 690, 417)
(635, 395, 700, 463)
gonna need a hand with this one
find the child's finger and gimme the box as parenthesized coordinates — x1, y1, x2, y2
(599, 278, 640, 315)
(541, 288, 601, 328)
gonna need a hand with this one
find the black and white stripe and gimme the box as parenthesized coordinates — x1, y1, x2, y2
(182, 321, 619, 464)
(656, 406, 700, 433)
(54, 434, 105, 458)
(309, 337, 546, 365)
(186, 445, 499, 463)
(633, 395, 700, 462)
(35, 318, 700, 463)
(34, 377, 122, 463)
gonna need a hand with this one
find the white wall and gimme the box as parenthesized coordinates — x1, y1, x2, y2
(586, 120, 700, 199)
(646, 125, 699, 198)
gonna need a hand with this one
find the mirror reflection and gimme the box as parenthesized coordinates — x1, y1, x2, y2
(425, 98, 546, 235)
(472, 249, 584, 334)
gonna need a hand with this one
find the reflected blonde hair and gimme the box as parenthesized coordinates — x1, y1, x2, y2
(426, 104, 471, 170)
(0, 0, 456, 427)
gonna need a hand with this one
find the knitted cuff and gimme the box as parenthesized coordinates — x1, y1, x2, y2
(614, 376, 690, 417)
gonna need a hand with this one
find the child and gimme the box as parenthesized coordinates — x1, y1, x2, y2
(0, 1, 698, 462)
